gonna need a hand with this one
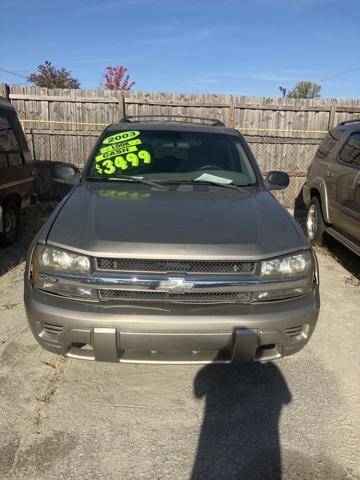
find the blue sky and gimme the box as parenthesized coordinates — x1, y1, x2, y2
(0, 0, 359, 98)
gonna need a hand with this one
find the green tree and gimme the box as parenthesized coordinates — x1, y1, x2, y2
(27, 61, 80, 89)
(286, 81, 321, 99)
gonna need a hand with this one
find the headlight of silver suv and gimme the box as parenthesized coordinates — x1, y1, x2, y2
(31, 244, 97, 300)
(254, 250, 315, 302)
(260, 251, 312, 280)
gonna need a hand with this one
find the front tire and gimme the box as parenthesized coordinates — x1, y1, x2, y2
(0, 202, 20, 246)
(305, 197, 326, 245)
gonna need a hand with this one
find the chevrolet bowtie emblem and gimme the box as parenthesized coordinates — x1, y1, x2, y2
(158, 277, 194, 294)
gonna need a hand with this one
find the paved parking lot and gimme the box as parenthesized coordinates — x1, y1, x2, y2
(0, 205, 359, 480)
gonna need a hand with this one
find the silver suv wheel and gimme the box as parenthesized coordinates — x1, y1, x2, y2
(305, 197, 325, 245)
(306, 204, 318, 240)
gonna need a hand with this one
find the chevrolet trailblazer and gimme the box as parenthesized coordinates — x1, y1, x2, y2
(24, 116, 320, 364)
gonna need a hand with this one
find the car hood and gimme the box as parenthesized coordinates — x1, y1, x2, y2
(46, 183, 307, 260)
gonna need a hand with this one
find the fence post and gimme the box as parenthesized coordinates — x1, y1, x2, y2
(119, 92, 125, 120)
(29, 128, 36, 160)
(328, 99, 337, 131)
(229, 97, 235, 128)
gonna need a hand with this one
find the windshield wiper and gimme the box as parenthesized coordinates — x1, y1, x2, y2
(160, 180, 255, 193)
(86, 175, 169, 191)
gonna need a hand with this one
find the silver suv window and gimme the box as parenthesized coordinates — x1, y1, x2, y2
(316, 130, 339, 160)
(339, 132, 360, 168)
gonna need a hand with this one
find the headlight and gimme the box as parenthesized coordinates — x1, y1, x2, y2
(260, 251, 312, 280)
(31, 245, 97, 300)
(36, 245, 90, 274)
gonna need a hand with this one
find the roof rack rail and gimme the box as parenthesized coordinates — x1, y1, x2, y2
(120, 115, 225, 127)
(337, 118, 360, 127)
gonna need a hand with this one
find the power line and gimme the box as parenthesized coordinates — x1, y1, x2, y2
(319, 66, 360, 82)
(0, 67, 28, 80)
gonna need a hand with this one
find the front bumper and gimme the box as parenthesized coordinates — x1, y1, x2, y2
(24, 282, 320, 364)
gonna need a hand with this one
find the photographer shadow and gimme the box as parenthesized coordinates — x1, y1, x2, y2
(191, 361, 291, 480)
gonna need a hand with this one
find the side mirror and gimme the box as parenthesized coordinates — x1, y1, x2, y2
(266, 170, 289, 190)
(51, 163, 81, 185)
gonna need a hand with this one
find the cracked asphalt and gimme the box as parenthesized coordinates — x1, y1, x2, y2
(0, 204, 359, 480)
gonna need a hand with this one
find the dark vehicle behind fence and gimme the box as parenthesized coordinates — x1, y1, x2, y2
(0, 97, 34, 245)
(25, 116, 320, 364)
(304, 119, 360, 255)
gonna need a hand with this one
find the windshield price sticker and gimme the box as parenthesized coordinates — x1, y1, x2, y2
(96, 149, 152, 175)
(102, 130, 140, 145)
(96, 145, 139, 162)
(95, 130, 152, 175)
(100, 138, 142, 154)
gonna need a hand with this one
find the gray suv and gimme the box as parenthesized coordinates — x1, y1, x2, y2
(304, 119, 360, 255)
(25, 116, 320, 364)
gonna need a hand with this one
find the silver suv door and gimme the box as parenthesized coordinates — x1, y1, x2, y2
(327, 131, 360, 241)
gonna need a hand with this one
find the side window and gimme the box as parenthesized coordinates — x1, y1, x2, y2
(316, 131, 338, 159)
(0, 115, 24, 166)
(339, 132, 360, 168)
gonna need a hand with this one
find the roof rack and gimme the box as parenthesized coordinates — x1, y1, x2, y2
(337, 118, 360, 127)
(120, 115, 225, 127)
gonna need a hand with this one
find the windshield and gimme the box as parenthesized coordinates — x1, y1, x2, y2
(85, 129, 259, 186)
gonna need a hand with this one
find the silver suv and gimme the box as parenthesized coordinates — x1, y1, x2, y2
(25, 116, 320, 364)
(304, 119, 360, 255)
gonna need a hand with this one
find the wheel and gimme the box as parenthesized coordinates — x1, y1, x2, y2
(0, 202, 20, 246)
(305, 197, 326, 245)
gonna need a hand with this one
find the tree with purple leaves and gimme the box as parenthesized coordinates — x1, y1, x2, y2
(27, 61, 80, 89)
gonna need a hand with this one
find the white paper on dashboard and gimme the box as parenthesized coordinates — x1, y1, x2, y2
(194, 173, 233, 185)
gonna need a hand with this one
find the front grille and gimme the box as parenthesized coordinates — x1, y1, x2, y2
(96, 258, 256, 274)
(99, 289, 252, 303)
(43, 322, 63, 335)
(285, 325, 303, 338)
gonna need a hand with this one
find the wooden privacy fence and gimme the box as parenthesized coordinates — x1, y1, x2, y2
(2, 84, 360, 206)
